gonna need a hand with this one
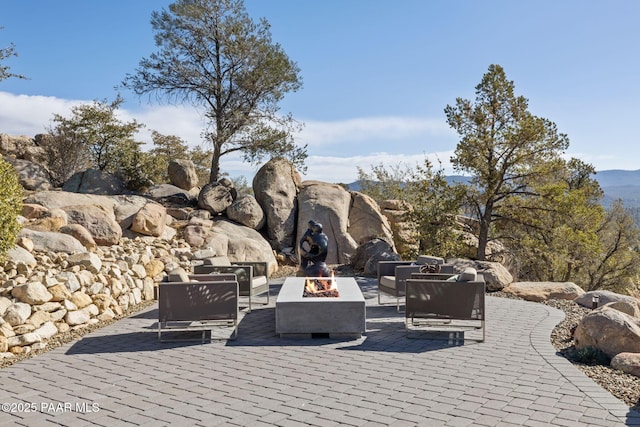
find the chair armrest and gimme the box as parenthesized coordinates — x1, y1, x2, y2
(192, 265, 253, 294)
(395, 265, 423, 281)
(394, 265, 423, 293)
(189, 274, 237, 282)
(377, 261, 413, 282)
(195, 265, 252, 278)
(410, 273, 458, 281)
(233, 261, 269, 279)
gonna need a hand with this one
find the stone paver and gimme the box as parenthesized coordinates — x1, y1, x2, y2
(0, 276, 639, 426)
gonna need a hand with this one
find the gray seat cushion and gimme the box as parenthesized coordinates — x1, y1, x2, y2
(380, 275, 397, 289)
(251, 275, 268, 289)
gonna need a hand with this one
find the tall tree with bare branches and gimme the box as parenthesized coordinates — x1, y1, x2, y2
(122, 0, 306, 182)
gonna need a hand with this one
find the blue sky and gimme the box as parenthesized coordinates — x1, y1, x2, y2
(1, 0, 639, 183)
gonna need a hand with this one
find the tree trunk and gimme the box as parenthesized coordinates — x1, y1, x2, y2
(477, 205, 493, 261)
(477, 220, 488, 261)
(209, 139, 222, 183)
(209, 157, 220, 184)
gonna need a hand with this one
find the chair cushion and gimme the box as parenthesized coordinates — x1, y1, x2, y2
(380, 275, 397, 289)
(457, 267, 477, 282)
(251, 275, 268, 288)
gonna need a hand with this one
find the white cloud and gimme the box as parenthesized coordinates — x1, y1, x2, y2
(0, 92, 82, 135)
(0, 92, 457, 183)
(188, 151, 456, 185)
(298, 151, 455, 184)
(119, 103, 207, 149)
(0, 91, 206, 147)
(296, 116, 456, 149)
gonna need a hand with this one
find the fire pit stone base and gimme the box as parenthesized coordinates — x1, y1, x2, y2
(276, 277, 366, 339)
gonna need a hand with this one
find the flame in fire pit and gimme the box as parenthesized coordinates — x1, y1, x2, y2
(303, 271, 339, 297)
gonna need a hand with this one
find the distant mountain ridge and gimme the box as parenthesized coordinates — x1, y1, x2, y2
(348, 169, 640, 209)
(594, 169, 640, 187)
(596, 169, 640, 208)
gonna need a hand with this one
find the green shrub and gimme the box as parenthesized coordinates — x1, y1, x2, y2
(570, 346, 611, 366)
(0, 157, 23, 260)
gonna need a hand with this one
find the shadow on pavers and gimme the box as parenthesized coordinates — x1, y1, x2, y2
(65, 284, 480, 355)
(223, 305, 479, 353)
(64, 331, 207, 354)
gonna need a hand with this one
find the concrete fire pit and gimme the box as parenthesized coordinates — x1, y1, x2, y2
(276, 277, 366, 338)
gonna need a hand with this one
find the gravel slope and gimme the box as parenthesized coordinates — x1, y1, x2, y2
(543, 298, 640, 410)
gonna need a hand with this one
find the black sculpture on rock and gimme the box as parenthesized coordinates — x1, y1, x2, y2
(299, 219, 330, 277)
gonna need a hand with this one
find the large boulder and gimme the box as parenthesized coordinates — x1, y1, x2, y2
(253, 158, 300, 251)
(62, 168, 125, 195)
(296, 181, 358, 265)
(0, 134, 47, 163)
(348, 192, 395, 248)
(3, 156, 51, 191)
(503, 281, 585, 302)
(25, 191, 106, 210)
(21, 203, 49, 219)
(575, 290, 640, 310)
(62, 205, 122, 246)
(456, 229, 516, 268)
(145, 183, 198, 205)
(130, 202, 167, 237)
(5, 245, 37, 266)
(23, 191, 149, 230)
(198, 181, 236, 215)
(379, 199, 418, 256)
(59, 224, 97, 250)
(23, 208, 67, 232)
(226, 194, 265, 230)
(182, 217, 213, 248)
(1, 134, 30, 156)
(350, 238, 401, 276)
(205, 219, 278, 276)
(17, 228, 87, 254)
(574, 307, 640, 357)
(601, 301, 640, 318)
(168, 159, 199, 191)
(447, 258, 513, 291)
(111, 195, 153, 229)
(611, 353, 640, 378)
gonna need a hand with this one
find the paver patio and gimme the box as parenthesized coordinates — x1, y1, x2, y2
(0, 276, 639, 426)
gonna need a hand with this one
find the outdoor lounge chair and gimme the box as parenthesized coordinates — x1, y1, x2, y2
(377, 257, 455, 311)
(157, 277, 239, 342)
(193, 259, 269, 311)
(405, 268, 485, 341)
